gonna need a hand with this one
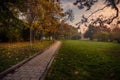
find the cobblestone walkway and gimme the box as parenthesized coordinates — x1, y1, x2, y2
(2, 41, 61, 80)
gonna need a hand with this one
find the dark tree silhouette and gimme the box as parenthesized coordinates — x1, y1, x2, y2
(63, 9, 74, 22)
(74, 0, 120, 25)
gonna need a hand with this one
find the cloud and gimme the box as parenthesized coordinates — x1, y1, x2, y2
(61, 0, 76, 11)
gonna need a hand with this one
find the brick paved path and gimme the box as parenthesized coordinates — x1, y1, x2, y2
(1, 41, 61, 80)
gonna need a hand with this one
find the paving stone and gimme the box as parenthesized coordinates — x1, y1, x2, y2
(6, 74, 12, 77)
(30, 77, 39, 80)
(12, 76, 21, 80)
(3, 77, 11, 80)
(20, 77, 31, 80)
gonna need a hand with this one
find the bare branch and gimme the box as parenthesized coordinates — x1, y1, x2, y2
(107, 4, 119, 24)
(75, 0, 120, 26)
(76, 5, 107, 26)
(63, 9, 74, 22)
(87, 5, 107, 19)
(76, 21, 82, 26)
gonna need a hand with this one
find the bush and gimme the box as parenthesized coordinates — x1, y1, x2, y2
(93, 32, 110, 42)
(110, 31, 120, 43)
(7, 27, 23, 42)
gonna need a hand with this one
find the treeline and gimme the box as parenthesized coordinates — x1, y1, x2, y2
(84, 24, 120, 43)
(0, 0, 78, 42)
(56, 21, 80, 40)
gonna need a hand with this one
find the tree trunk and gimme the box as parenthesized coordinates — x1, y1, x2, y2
(39, 30, 43, 40)
(30, 27, 34, 46)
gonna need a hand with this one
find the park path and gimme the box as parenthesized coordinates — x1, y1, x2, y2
(1, 41, 61, 80)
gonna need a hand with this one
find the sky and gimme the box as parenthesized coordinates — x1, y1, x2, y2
(60, 0, 117, 29)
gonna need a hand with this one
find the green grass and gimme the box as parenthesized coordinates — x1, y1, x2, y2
(0, 40, 53, 72)
(45, 40, 120, 80)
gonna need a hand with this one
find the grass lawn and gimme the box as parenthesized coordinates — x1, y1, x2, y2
(0, 40, 53, 73)
(45, 40, 120, 80)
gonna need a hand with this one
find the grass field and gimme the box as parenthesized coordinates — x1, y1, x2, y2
(45, 40, 120, 80)
(0, 40, 53, 73)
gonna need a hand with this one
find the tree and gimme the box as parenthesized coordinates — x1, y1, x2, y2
(0, 0, 63, 43)
(93, 31, 110, 41)
(110, 27, 120, 42)
(74, 0, 120, 25)
(84, 24, 95, 40)
(84, 23, 111, 40)
(0, 0, 25, 42)
(21, 0, 47, 45)
(56, 21, 79, 40)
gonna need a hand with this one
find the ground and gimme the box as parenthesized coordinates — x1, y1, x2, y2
(45, 40, 120, 80)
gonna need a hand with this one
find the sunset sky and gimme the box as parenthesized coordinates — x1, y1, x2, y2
(60, 0, 118, 29)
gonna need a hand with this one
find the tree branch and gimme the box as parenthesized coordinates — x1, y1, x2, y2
(87, 5, 107, 19)
(107, 3, 119, 24)
(76, 5, 107, 26)
(75, 0, 120, 26)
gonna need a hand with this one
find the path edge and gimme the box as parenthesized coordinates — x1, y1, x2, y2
(39, 41, 62, 80)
